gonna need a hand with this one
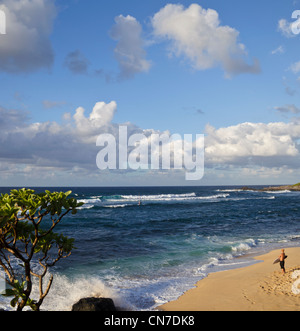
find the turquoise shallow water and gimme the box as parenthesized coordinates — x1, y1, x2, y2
(1, 186, 300, 310)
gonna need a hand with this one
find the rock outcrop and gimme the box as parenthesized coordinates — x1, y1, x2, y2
(241, 183, 300, 192)
(72, 298, 117, 312)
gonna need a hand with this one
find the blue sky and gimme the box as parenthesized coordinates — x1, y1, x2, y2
(0, 0, 300, 186)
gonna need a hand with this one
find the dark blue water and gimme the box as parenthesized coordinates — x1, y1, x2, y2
(1, 186, 300, 310)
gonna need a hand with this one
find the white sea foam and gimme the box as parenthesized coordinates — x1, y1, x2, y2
(264, 190, 291, 194)
(78, 198, 101, 204)
(110, 193, 228, 202)
(216, 189, 244, 192)
(77, 205, 94, 210)
(77, 192, 230, 209)
(32, 274, 127, 311)
(0, 273, 131, 312)
(103, 204, 129, 208)
(118, 192, 197, 201)
(197, 257, 221, 274)
(231, 239, 257, 254)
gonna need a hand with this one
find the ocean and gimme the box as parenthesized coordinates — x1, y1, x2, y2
(1, 186, 300, 311)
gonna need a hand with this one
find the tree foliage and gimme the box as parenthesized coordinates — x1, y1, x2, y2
(0, 188, 83, 311)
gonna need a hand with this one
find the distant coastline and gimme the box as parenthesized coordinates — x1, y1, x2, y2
(242, 183, 300, 192)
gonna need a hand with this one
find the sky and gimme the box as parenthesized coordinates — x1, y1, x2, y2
(0, 0, 300, 186)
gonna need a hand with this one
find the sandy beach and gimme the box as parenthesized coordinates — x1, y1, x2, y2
(159, 247, 300, 311)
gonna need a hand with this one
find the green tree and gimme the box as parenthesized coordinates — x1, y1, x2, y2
(0, 188, 83, 311)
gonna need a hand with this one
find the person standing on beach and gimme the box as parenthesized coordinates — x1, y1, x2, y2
(279, 249, 287, 274)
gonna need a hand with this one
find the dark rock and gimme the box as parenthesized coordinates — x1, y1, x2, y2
(72, 297, 117, 312)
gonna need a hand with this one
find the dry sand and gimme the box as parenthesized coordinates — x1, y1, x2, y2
(159, 247, 300, 311)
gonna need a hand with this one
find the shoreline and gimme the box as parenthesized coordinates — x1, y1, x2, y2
(159, 247, 300, 311)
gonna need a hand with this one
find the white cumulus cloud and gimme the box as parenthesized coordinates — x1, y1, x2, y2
(2, 102, 300, 184)
(110, 15, 151, 79)
(73, 101, 117, 141)
(151, 3, 260, 77)
(278, 18, 295, 38)
(205, 122, 300, 165)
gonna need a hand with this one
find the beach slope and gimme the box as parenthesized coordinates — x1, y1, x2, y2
(159, 248, 300, 311)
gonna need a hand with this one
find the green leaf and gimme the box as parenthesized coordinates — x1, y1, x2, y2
(10, 297, 18, 308)
(1, 289, 15, 297)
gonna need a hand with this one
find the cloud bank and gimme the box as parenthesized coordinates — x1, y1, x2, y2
(205, 122, 300, 165)
(1, 101, 300, 185)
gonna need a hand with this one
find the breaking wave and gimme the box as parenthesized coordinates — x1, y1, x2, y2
(77, 192, 230, 209)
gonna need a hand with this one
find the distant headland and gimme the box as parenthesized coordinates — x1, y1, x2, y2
(241, 183, 300, 192)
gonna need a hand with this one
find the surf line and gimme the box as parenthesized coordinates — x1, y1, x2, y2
(96, 125, 205, 181)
